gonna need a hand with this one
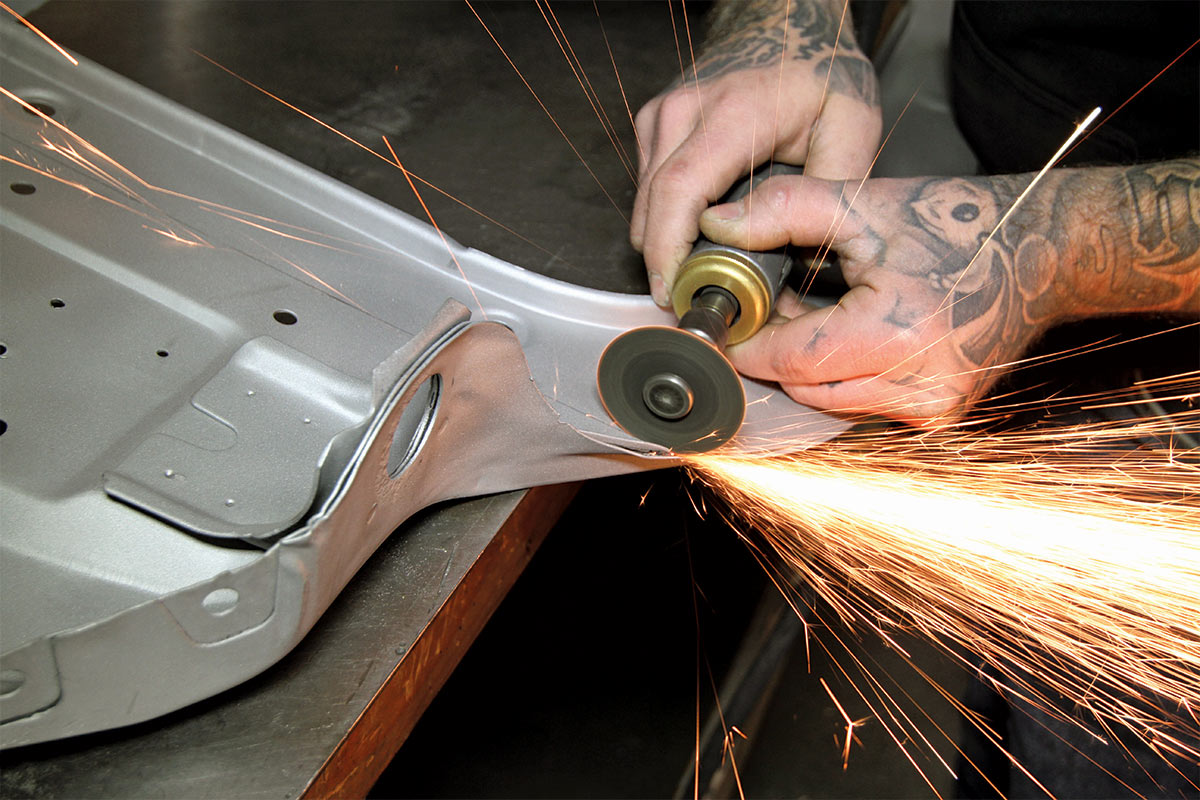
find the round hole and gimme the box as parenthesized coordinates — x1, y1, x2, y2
(201, 587, 239, 616)
(387, 375, 441, 478)
(0, 669, 25, 697)
(0, 420, 7, 436)
(0, 343, 7, 357)
(49, 298, 65, 308)
(22, 101, 56, 117)
(10, 183, 36, 195)
(156, 349, 169, 358)
(273, 309, 297, 325)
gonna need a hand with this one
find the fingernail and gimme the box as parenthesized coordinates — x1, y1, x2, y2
(704, 201, 743, 221)
(648, 272, 669, 306)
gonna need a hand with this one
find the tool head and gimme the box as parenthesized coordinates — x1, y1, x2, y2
(597, 326, 745, 454)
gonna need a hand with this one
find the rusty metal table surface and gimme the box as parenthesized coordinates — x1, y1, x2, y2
(1, 1, 692, 797)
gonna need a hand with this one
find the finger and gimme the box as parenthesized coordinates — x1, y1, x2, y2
(803, 96, 882, 181)
(773, 287, 819, 319)
(699, 175, 854, 253)
(631, 96, 691, 255)
(639, 129, 764, 304)
(779, 375, 967, 427)
(726, 284, 920, 386)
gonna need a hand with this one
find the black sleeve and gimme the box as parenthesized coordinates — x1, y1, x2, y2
(950, 0, 1199, 174)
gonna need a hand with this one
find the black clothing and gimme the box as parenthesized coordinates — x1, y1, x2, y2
(951, 1, 1199, 174)
(948, 4, 1200, 796)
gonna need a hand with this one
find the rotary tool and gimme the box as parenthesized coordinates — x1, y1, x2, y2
(598, 164, 800, 453)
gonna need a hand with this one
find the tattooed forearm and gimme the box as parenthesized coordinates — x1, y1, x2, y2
(817, 53, 879, 108)
(879, 161, 1200, 372)
(1008, 160, 1200, 323)
(687, 0, 878, 107)
(1124, 161, 1200, 268)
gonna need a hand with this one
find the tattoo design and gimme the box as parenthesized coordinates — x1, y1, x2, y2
(1125, 161, 1200, 268)
(783, 1, 847, 60)
(885, 162, 1200, 386)
(687, 0, 877, 108)
(816, 54, 879, 107)
(902, 178, 1018, 368)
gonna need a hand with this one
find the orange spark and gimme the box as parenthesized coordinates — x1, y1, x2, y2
(383, 135, 487, 319)
(463, 0, 628, 223)
(1, 1, 78, 65)
(536, 0, 637, 185)
(145, 226, 210, 247)
(935, 106, 1101, 310)
(188, 49, 566, 264)
(821, 677, 871, 770)
(687, 387, 1200, 784)
(592, 1, 647, 170)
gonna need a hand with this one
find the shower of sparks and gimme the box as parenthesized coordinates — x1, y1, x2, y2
(593, 0, 646, 169)
(1, 86, 386, 309)
(685, 386, 1200, 786)
(1, 1, 78, 65)
(382, 134, 487, 319)
(463, 0, 628, 222)
(186, 49, 568, 265)
(536, 0, 638, 186)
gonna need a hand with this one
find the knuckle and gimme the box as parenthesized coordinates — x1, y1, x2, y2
(769, 338, 814, 383)
(754, 177, 796, 218)
(633, 100, 659, 131)
(649, 159, 698, 201)
(656, 90, 697, 123)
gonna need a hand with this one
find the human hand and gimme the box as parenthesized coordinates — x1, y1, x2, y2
(701, 159, 1200, 424)
(699, 173, 1053, 425)
(630, 0, 882, 306)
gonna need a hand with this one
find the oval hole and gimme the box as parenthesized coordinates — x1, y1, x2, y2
(10, 183, 36, 195)
(387, 375, 440, 479)
(201, 587, 239, 616)
(273, 309, 297, 325)
(22, 100, 56, 117)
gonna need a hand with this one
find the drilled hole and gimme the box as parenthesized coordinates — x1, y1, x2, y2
(156, 349, 169, 358)
(10, 183, 35, 195)
(388, 375, 441, 479)
(201, 588, 239, 616)
(273, 309, 297, 326)
(22, 101, 56, 117)
(49, 298, 65, 308)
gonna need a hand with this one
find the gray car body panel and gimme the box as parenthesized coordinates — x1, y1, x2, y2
(0, 22, 848, 747)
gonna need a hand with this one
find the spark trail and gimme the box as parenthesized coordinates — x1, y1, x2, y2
(686, 388, 1200, 784)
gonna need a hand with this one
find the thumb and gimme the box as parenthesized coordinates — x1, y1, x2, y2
(698, 175, 851, 252)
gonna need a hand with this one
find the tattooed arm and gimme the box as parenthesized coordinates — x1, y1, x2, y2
(630, 0, 881, 305)
(695, 160, 1200, 425)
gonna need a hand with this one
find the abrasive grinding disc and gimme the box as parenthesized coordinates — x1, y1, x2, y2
(596, 326, 745, 454)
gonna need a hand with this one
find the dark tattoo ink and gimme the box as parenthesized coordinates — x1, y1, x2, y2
(815, 54, 879, 106)
(688, 0, 872, 100)
(1125, 161, 1200, 268)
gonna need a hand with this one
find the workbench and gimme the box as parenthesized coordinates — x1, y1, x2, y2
(1, 2, 692, 796)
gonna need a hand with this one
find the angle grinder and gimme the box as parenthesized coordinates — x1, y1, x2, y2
(598, 164, 801, 453)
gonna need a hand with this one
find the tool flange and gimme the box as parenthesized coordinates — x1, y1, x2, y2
(597, 326, 745, 453)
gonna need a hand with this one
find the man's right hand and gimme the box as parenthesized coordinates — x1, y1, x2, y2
(630, 0, 882, 306)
